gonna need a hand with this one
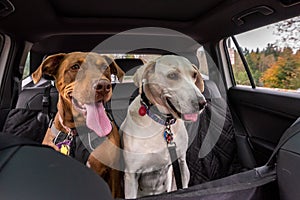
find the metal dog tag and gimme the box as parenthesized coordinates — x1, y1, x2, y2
(57, 140, 71, 156)
(60, 143, 70, 155)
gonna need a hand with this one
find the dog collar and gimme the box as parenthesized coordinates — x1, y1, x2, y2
(139, 83, 176, 126)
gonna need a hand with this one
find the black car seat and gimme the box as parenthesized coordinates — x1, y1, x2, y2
(0, 133, 113, 200)
(269, 117, 300, 200)
(2, 78, 58, 143)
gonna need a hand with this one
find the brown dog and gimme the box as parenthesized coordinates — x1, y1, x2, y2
(32, 52, 124, 198)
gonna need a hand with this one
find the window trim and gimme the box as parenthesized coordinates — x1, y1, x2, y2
(230, 36, 256, 89)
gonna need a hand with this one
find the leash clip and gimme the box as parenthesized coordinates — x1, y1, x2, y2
(164, 125, 175, 145)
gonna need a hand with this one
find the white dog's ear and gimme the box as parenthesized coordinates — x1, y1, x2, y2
(133, 61, 155, 88)
(192, 64, 205, 93)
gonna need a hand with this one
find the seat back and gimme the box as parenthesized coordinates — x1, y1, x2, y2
(186, 80, 241, 185)
(2, 80, 58, 143)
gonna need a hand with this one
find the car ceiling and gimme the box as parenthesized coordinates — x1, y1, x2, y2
(0, 0, 299, 54)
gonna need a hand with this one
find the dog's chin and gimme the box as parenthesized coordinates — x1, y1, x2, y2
(165, 97, 199, 122)
(72, 97, 88, 116)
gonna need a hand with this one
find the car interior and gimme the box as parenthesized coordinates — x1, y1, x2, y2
(0, 0, 300, 199)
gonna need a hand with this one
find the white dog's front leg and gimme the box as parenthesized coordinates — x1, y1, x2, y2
(166, 165, 175, 192)
(179, 157, 190, 188)
(124, 172, 139, 199)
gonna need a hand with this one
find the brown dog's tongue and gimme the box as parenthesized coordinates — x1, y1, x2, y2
(85, 102, 112, 137)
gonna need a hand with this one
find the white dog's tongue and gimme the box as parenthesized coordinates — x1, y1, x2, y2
(85, 102, 112, 137)
(183, 113, 198, 122)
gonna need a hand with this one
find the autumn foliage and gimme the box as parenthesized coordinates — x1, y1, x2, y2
(232, 45, 300, 90)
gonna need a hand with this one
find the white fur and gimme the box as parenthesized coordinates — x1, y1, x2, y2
(121, 96, 190, 198)
(121, 55, 205, 199)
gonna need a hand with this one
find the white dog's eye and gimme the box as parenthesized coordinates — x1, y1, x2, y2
(167, 72, 179, 80)
(71, 64, 80, 70)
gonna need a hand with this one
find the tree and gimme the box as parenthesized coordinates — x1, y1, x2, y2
(261, 47, 300, 89)
(273, 16, 300, 49)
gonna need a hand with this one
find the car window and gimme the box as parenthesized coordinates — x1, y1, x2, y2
(101, 54, 161, 83)
(22, 52, 31, 79)
(0, 34, 11, 89)
(226, 16, 300, 92)
(0, 34, 5, 86)
(197, 46, 209, 79)
(22, 52, 209, 84)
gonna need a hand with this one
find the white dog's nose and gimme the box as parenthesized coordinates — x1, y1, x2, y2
(191, 98, 206, 110)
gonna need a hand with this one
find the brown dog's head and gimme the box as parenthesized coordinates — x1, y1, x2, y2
(133, 55, 206, 122)
(32, 52, 124, 136)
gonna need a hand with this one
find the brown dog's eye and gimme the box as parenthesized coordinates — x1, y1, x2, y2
(71, 64, 80, 70)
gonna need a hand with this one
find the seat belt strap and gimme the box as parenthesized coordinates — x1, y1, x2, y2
(168, 145, 183, 190)
(229, 106, 257, 168)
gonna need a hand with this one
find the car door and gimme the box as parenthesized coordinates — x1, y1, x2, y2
(219, 17, 300, 166)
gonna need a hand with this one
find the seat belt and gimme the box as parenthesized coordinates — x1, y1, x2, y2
(229, 107, 257, 168)
(168, 145, 183, 189)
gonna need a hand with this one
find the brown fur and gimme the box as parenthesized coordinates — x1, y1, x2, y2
(32, 52, 124, 198)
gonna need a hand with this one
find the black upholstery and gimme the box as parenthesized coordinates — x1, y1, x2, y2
(0, 133, 113, 200)
(275, 118, 300, 200)
(186, 80, 241, 185)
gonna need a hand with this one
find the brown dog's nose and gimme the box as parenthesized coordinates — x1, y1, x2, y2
(93, 80, 111, 94)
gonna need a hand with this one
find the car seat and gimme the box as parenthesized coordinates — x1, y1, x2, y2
(0, 133, 113, 200)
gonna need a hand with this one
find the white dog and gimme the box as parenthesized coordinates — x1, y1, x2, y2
(121, 55, 206, 199)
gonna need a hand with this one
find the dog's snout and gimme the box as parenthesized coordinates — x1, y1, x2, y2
(191, 97, 207, 110)
(93, 80, 111, 93)
(199, 99, 207, 110)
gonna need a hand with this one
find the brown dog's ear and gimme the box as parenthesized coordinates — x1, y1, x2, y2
(103, 55, 125, 82)
(32, 53, 66, 84)
(192, 64, 205, 93)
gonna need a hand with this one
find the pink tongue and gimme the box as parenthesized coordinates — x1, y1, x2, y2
(183, 113, 198, 122)
(85, 102, 112, 137)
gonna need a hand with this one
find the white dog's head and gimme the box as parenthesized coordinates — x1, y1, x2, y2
(133, 55, 206, 122)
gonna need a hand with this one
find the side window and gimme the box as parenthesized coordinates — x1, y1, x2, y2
(226, 39, 251, 86)
(22, 52, 30, 79)
(0, 34, 11, 89)
(197, 46, 209, 79)
(226, 16, 300, 92)
(0, 34, 5, 86)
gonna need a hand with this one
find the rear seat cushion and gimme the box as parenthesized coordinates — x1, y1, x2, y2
(186, 80, 241, 186)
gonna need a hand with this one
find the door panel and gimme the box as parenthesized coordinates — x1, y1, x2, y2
(228, 86, 300, 165)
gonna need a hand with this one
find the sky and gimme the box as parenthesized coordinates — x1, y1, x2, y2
(235, 15, 300, 52)
(235, 25, 278, 51)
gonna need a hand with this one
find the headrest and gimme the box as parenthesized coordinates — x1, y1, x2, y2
(203, 80, 222, 100)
